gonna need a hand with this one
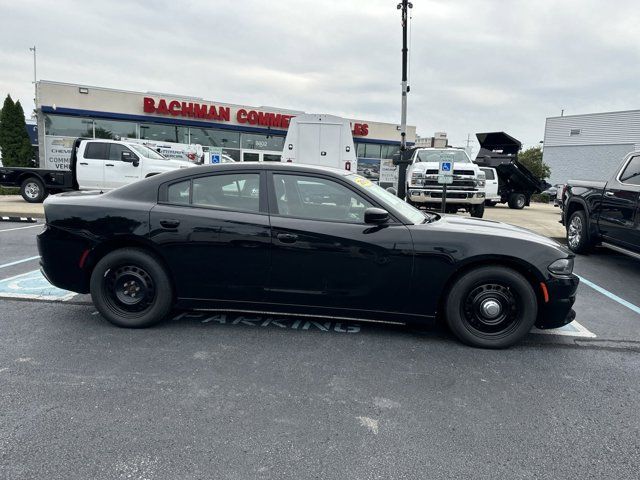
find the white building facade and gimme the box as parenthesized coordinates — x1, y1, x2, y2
(543, 110, 640, 184)
(35, 81, 416, 178)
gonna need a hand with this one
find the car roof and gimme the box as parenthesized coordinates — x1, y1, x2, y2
(178, 162, 353, 177)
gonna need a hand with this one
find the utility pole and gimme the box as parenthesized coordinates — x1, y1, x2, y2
(394, 0, 413, 199)
(29, 46, 37, 108)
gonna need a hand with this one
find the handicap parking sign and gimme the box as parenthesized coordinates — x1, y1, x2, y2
(440, 161, 452, 172)
(211, 154, 221, 164)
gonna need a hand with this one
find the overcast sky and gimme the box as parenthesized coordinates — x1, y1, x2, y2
(1, 0, 639, 152)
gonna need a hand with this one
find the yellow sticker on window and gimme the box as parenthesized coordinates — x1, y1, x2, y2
(354, 177, 373, 187)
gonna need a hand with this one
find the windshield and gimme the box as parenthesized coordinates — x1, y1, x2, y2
(416, 149, 470, 164)
(345, 174, 433, 224)
(129, 144, 167, 160)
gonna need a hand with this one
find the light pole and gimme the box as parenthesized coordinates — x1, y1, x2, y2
(394, 0, 413, 199)
(29, 46, 37, 108)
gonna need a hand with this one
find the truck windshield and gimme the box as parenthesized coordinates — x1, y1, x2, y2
(345, 174, 434, 224)
(129, 144, 167, 160)
(416, 150, 470, 163)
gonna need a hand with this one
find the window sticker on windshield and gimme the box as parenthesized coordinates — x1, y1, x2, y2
(354, 177, 373, 187)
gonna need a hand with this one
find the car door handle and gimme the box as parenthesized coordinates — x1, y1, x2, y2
(105, 163, 114, 167)
(160, 219, 180, 229)
(277, 233, 298, 243)
(604, 191, 615, 196)
(79, 162, 88, 165)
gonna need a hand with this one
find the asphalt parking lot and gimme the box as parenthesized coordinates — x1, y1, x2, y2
(1, 218, 639, 479)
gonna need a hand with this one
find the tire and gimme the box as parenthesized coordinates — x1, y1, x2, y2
(508, 193, 526, 209)
(20, 177, 48, 203)
(566, 210, 592, 254)
(445, 266, 537, 348)
(90, 248, 173, 328)
(470, 203, 485, 218)
(485, 201, 497, 207)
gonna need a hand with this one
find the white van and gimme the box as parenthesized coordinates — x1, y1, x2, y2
(282, 114, 357, 172)
(124, 138, 204, 164)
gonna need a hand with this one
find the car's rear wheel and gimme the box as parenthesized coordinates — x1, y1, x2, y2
(508, 193, 526, 209)
(445, 266, 537, 348)
(90, 248, 173, 328)
(20, 177, 48, 203)
(566, 210, 591, 253)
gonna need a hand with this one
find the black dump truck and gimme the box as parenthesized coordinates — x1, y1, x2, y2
(474, 132, 549, 209)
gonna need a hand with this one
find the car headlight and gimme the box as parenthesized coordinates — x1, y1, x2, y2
(548, 258, 574, 275)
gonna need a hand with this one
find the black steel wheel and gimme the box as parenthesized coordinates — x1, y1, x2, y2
(445, 266, 537, 348)
(90, 248, 173, 328)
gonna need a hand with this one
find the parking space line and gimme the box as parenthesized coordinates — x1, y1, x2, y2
(531, 321, 596, 338)
(0, 256, 40, 270)
(577, 274, 640, 316)
(0, 224, 41, 233)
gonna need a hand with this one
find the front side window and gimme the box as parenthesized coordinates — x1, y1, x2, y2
(273, 174, 372, 223)
(481, 168, 495, 180)
(130, 144, 166, 160)
(620, 156, 640, 185)
(192, 173, 260, 212)
(108, 144, 136, 161)
(84, 142, 109, 160)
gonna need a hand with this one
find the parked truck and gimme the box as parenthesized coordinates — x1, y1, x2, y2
(282, 114, 357, 172)
(474, 132, 549, 209)
(563, 151, 640, 257)
(405, 147, 486, 218)
(0, 138, 195, 202)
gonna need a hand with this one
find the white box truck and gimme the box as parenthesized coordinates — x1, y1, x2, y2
(282, 114, 357, 172)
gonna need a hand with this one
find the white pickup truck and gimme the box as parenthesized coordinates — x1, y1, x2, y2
(0, 138, 195, 202)
(405, 148, 486, 217)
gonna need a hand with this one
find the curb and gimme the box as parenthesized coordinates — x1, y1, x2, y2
(0, 216, 39, 223)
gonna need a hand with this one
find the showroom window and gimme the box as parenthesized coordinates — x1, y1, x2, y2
(241, 133, 285, 151)
(189, 127, 240, 149)
(94, 119, 138, 140)
(44, 114, 93, 137)
(140, 123, 189, 143)
(381, 144, 400, 159)
(363, 143, 381, 159)
(273, 174, 372, 223)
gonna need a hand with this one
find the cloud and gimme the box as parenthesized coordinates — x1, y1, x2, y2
(1, 0, 639, 153)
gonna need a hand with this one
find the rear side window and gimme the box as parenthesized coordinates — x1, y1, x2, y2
(481, 168, 495, 180)
(167, 180, 190, 205)
(620, 156, 640, 185)
(193, 174, 260, 212)
(84, 142, 109, 160)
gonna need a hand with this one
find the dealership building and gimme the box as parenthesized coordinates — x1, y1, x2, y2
(35, 80, 416, 174)
(543, 109, 640, 184)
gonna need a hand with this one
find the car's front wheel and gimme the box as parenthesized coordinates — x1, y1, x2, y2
(90, 248, 173, 328)
(445, 266, 537, 348)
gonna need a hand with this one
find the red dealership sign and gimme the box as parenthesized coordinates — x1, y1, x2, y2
(142, 97, 368, 136)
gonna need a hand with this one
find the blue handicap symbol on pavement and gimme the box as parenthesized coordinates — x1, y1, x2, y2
(0, 269, 76, 301)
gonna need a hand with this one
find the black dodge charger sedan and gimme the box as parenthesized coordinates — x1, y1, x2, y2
(38, 163, 578, 348)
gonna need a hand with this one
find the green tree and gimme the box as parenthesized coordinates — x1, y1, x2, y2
(0, 94, 34, 167)
(518, 146, 550, 180)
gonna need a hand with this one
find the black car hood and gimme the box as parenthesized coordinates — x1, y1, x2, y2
(414, 214, 570, 254)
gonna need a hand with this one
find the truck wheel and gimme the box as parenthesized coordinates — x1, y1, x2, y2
(445, 266, 537, 348)
(90, 248, 173, 328)
(566, 210, 592, 254)
(20, 177, 48, 203)
(470, 203, 485, 218)
(508, 193, 526, 209)
(485, 201, 497, 207)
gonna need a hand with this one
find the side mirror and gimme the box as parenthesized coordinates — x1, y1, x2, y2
(364, 207, 389, 224)
(121, 150, 139, 167)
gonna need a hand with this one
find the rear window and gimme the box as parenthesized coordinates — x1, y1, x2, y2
(84, 142, 109, 160)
